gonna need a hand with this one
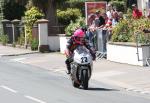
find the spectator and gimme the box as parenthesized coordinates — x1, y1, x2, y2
(94, 10, 101, 27)
(148, 9, 150, 18)
(99, 12, 106, 28)
(101, 12, 108, 24)
(87, 13, 96, 26)
(118, 12, 123, 20)
(86, 10, 101, 49)
(132, 4, 142, 19)
(112, 11, 119, 27)
(106, 3, 113, 19)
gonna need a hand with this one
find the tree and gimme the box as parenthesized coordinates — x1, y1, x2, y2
(30, 0, 58, 26)
(7, 0, 113, 25)
(3, 0, 26, 20)
(6, 0, 58, 26)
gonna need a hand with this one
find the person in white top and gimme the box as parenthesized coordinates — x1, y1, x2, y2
(106, 3, 113, 19)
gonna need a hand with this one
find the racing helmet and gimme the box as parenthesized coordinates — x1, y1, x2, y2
(73, 29, 85, 44)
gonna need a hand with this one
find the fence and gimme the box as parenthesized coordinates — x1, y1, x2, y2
(1, 19, 66, 43)
(87, 28, 110, 59)
(1, 19, 25, 44)
(48, 25, 66, 36)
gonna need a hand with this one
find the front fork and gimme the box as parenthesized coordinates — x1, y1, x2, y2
(78, 65, 91, 82)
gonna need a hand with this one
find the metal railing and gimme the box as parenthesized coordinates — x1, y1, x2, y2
(48, 25, 66, 36)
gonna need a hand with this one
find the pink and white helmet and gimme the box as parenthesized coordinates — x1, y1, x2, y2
(73, 29, 85, 44)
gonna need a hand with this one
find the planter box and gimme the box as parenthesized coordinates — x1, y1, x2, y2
(59, 34, 70, 54)
(47, 36, 60, 51)
(107, 42, 150, 66)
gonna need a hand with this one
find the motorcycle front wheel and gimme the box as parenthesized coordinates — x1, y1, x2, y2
(81, 69, 88, 90)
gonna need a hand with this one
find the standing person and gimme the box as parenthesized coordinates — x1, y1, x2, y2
(87, 13, 96, 26)
(106, 3, 113, 20)
(86, 10, 100, 49)
(118, 12, 123, 20)
(148, 1, 150, 18)
(132, 4, 142, 19)
(65, 29, 96, 74)
(99, 12, 106, 28)
(148, 10, 150, 18)
(112, 11, 119, 27)
(94, 10, 101, 27)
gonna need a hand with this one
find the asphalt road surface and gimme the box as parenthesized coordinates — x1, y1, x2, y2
(0, 57, 150, 103)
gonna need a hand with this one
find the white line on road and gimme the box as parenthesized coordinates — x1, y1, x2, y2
(10, 57, 27, 62)
(25, 95, 47, 103)
(93, 70, 125, 78)
(0, 85, 18, 93)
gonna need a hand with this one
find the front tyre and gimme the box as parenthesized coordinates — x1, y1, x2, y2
(81, 70, 88, 90)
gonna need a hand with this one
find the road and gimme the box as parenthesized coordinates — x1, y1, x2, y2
(0, 55, 150, 103)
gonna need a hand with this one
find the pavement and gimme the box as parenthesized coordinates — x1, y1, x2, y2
(0, 44, 38, 56)
(0, 44, 150, 95)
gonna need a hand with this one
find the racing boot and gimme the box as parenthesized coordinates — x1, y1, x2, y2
(66, 65, 71, 74)
(65, 59, 71, 74)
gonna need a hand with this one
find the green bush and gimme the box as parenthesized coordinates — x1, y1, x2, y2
(57, 8, 82, 25)
(110, 0, 126, 12)
(65, 17, 86, 36)
(31, 38, 39, 51)
(3, 2, 26, 20)
(17, 33, 25, 46)
(24, 6, 44, 45)
(0, 34, 9, 46)
(111, 17, 150, 44)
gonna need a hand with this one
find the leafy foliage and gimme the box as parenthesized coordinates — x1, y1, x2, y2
(65, 17, 86, 36)
(57, 8, 82, 25)
(24, 6, 44, 44)
(17, 33, 25, 46)
(0, 34, 9, 46)
(111, 17, 150, 44)
(110, 0, 126, 12)
(31, 38, 39, 51)
(3, 2, 26, 20)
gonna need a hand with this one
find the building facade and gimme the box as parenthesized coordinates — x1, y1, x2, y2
(137, 0, 150, 16)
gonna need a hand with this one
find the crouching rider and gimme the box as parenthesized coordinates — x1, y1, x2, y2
(65, 28, 96, 74)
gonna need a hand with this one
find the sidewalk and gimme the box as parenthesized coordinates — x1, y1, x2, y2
(92, 59, 150, 94)
(0, 45, 150, 94)
(0, 44, 38, 56)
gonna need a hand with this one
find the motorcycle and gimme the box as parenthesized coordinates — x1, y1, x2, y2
(70, 45, 93, 90)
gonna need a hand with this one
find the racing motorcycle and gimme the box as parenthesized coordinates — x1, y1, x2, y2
(70, 45, 93, 90)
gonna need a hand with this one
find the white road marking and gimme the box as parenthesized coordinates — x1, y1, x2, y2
(0, 54, 4, 57)
(25, 95, 47, 103)
(0, 85, 18, 93)
(11, 57, 26, 62)
(52, 68, 65, 72)
(93, 70, 125, 78)
(141, 91, 150, 94)
(10, 57, 28, 64)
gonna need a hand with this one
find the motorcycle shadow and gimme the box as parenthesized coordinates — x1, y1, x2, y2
(87, 87, 119, 91)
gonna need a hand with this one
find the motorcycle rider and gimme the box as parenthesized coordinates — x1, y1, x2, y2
(65, 28, 96, 74)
